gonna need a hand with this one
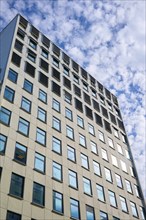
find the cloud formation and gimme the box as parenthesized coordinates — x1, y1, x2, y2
(0, 0, 145, 198)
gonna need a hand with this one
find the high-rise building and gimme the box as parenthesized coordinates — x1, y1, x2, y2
(0, 14, 145, 220)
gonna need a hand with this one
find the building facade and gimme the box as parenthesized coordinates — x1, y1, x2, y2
(0, 14, 145, 220)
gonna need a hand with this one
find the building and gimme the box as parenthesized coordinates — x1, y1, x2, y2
(0, 14, 145, 220)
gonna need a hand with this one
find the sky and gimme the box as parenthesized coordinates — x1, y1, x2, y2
(0, 0, 146, 199)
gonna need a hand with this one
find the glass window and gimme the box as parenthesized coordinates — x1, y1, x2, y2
(140, 207, 145, 220)
(99, 211, 108, 220)
(108, 137, 114, 148)
(66, 125, 74, 140)
(0, 134, 7, 154)
(111, 155, 118, 167)
(83, 177, 92, 195)
(83, 82, 88, 91)
(37, 107, 46, 122)
(113, 128, 119, 138)
(91, 141, 98, 154)
(125, 149, 130, 160)
(32, 182, 45, 206)
(18, 117, 29, 136)
(88, 124, 95, 135)
(63, 66, 69, 76)
(42, 48, 48, 59)
(125, 180, 133, 193)
(129, 166, 135, 177)
(120, 160, 127, 173)
(52, 117, 61, 131)
(0, 107, 11, 125)
(120, 196, 128, 212)
(73, 74, 79, 84)
(121, 133, 126, 143)
(14, 142, 27, 164)
(34, 152, 45, 173)
(52, 137, 61, 154)
(104, 168, 112, 182)
(86, 205, 95, 220)
(69, 170, 78, 189)
(21, 97, 31, 113)
(8, 69, 18, 83)
(53, 191, 63, 213)
(81, 153, 89, 169)
(64, 91, 72, 104)
(79, 134, 86, 147)
(77, 115, 84, 128)
(101, 149, 108, 161)
(23, 79, 33, 94)
(27, 49, 36, 62)
(70, 198, 80, 219)
(52, 57, 59, 67)
(67, 146, 76, 162)
(52, 99, 60, 112)
(6, 211, 21, 220)
(9, 173, 24, 198)
(36, 128, 46, 145)
(117, 144, 123, 154)
(134, 184, 140, 197)
(98, 131, 105, 142)
(29, 38, 37, 49)
(96, 184, 105, 202)
(65, 108, 73, 120)
(115, 174, 123, 188)
(52, 161, 62, 181)
(4, 86, 15, 103)
(93, 161, 101, 176)
(38, 89, 47, 103)
(108, 190, 117, 207)
(91, 89, 96, 97)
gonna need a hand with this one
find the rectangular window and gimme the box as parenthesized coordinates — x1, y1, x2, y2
(130, 202, 138, 217)
(0, 134, 7, 154)
(62, 52, 70, 65)
(23, 79, 33, 94)
(86, 205, 95, 220)
(67, 146, 76, 162)
(34, 152, 45, 173)
(100, 95, 105, 105)
(125, 180, 133, 193)
(72, 61, 79, 72)
(63, 76, 71, 89)
(125, 149, 130, 160)
(115, 174, 123, 188)
(11, 52, 21, 66)
(52, 57, 59, 68)
(81, 153, 89, 169)
(79, 134, 86, 147)
(42, 35, 50, 48)
(52, 137, 61, 154)
(63, 66, 69, 76)
(52, 67, 60, 81)
(110, 113, 117, 125)
(66, 125, 74, 140)
(104, 167, 112, 182)
(101, 148, 108, 161)
(91, 141, 98, 154)
(25, 61, 36, 77)
(77, 115, 84, 128)
(130, 166, 135, 177)
(52, 44, 60, 57)
(134, 185, 140, 197)
(53, 191, 63, 213)
(95, 113, 103, 127)
(0, 107, 11, 126)
(113, 127, 119, 138)
(88, 124, 95, 135)
(99, 211, 108, 220)
(120, 160, 127, 173)
(84, 92, 91, 104)
(17, 27, 25, 39)
(38, 89, 47, 103)
(104, 120, 111, 133)
(40, 58, 49, 72)
(14, 142, 27, 164)
(83, 82, 88, 91)
(121, 133, 126, 143)
(27, 49, 36, 63)
(52, 99, 60, 112)
(101, 106, 108, 118)
(75, 98, 83, 112)
(93, 99, 100, 112)
(32, 182, 45, 206)
(111, 155, 118, 167)
(81, 68, 87, 79)
(65, 108, 73, 121)
(108, 137, 114, 148)
(18, 117, 29, 136)
(39, 72, 48, 87)
(74, 85, 81, 97)
(31, 25, 39, 39)
(41, 48, 48, 59)
(52, 81, 61, 96)
(70, 198, 80, 219)
(140, 207, 145, 220)
(85, 106, 93, 119)
(108, 190, 117, 207)
(93, 161, 101, 176)
(29, 38, 37, 49)
(6, 211, 21, 220)
(21, 97, 31, 113)
(117, 143, 123, 155)
(8, 69, 18, 83)
(9, 173, 24, 198)
(69, 170, 78, 189)
(96, 184, 105, 202)
(98, 131, 105, 142)
(52, 117, 61, 131)
(64, 91, 72, 104)
(83, 177, 92, 195)
(52, 161, 62, 181)
(73, 74, 79, 84)
(91, 89, 96, 97)
(4, 86, 15, 103)
(37, 107, 46, 123)
(36, 128, 46, 146)
(120, 196, 128, 212)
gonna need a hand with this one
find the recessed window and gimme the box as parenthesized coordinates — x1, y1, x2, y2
(83, 177, 92, 195)
(73, 74, 79, 84)
(99, 211, 108, 220)
(125, 149, 130, 160)
(32, 182, 45, 206)
(101, 148, 108, 161)
(66, 125, 74, 140)
(41, 48, 48, 59)
(93, 161, 101, 176)
(88, 124, 95, 136)
(95, 113, 103, 127)
(113, 127, 119, 138)
(39, 72, 48, 87)
(115, 174, 123, 188)
(0, 134, 7, 154)
(86, 205, 95, 220)
(36, 128, 46, 146)
(83, 82, 88, 91)
(63, 66, 69, 76)
(100, 95, 105, 105)
(9, 173, 24, 198)
(107, 102, 112, 110)
(17, 27, 25, 40)
(11, 52, 21, 66)
(98, 131, 105, 142)
(52, 161, 62, 181)
(63, 76, 71, 89)
(113, 217, 120, 220)
(52, 137, 62, 155)
(4, 86, 15, 103)
(23, 79, 33, 94)
(52, 67, 60, 81)
(117, 143, 123, 155)
(67, 146, 76, 162)
(0, 106, 11, 126)
(104, 167, 112, 182)
(120, 160, 127, 173)
(52, 81, 61, 96)
(69, 170, 78, 189)
(93, 100, 100, 112)
(91, 89, 96, 98)
(77, 115, 84, 128)
(52, 99, 60, 112)
(75, 98, 83, 112)
(125, 179, 133, 193)
(134, 184, 140, 197)
(111, 155, 118, 167)
(6, 211, 21, 220)
(52, 57, 59, 67)
(37, 107, 46, 123)
(27, 49, 36, 63)
(34, 152, 45, 173)
(14, 39, 23, 52)
(91, 141, 98, 154)
(70, 198, 80, 220)
(130, 166, 135, 177)
(21, 97, 31, 113)
(8, 69, 18, 83)
(40, 58, 49, 72)
(110, 113, 117, 125)
(65, 108, 73, 121)
(130, 202, 138, 217)
(74, 85, 81, 97)
(119, 196, 128, 212)
(108, 137, 114, 148)
(64, 91, 72, 104)
(52, 44, 60, 57)
(52, 117, 61, 131)
(96, 184, 105, 202)
(84, 92, 91, 105)
(53, 191, 63, 214)
(81, 153, 89, 169)
(14, 142, 27, 164)
(18, 117, 29, 136)
(42, 35, 50, 48)
(38, 89, 47, 103)
(108, 190, 117, 207)
(140, 207, 145, 220)
(29, 38, 37, 50)
(79, 134, 86, 147)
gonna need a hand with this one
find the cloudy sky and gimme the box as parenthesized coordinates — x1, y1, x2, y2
(0, 0, 145, 199)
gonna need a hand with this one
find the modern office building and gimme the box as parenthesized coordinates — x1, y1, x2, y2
(0, 14, 145, 220)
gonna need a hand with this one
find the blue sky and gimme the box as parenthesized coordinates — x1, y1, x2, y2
(0, 0, 145, 198)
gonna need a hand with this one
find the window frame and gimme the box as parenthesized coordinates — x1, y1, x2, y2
(18, 117, 29, 136)
(14, 142, 27, 165)
(34, 152, 45, 173)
